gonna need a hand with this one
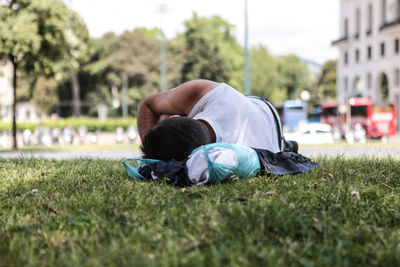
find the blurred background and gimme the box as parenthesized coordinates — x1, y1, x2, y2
(0, 0, 399, 151)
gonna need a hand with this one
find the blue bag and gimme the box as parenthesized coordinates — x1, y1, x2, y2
(123, 158, 161, 180)
(123, 157, 191, 186)
(189, 142, 261, 183)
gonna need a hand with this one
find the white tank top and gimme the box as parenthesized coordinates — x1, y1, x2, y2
(188, 83, 280, 153)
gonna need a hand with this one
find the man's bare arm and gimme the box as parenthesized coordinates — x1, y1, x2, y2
(137, 80, 219, 140)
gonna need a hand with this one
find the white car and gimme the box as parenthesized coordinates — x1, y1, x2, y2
(284, 123, 334, 145)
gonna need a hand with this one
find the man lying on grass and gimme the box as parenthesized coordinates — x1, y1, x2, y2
(125, 79, 317, 186)
(138, 79, 296, 159)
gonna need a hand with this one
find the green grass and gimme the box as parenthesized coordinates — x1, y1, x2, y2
(1, 157, 400, 266)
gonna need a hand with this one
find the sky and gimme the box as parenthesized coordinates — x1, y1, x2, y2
(65, 0, 340, 65)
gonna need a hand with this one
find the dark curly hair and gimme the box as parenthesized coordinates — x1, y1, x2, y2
(141, 117, 210, 161)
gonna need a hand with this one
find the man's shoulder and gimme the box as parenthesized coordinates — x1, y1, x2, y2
(183, 80, 221, 92)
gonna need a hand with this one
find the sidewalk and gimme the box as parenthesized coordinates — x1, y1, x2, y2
(388, 133, 400, 143)
(1, 132, 141, 148)
(1, 133, 400, 160)
(0, 149, 141, 160)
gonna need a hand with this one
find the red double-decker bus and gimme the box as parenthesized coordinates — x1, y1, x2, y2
(322, 98, 397, 138)
(321, 103, 340, 126)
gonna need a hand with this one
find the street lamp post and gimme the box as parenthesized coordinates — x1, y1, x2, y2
(122, 74, 128, 118)
(159, 4, 167, 92)
(244, 0, 250, 95)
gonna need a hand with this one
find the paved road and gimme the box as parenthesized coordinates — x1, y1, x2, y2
(0, 150, 141, 161)
(0, 146, 399, 160)
(299, 147, 400, 158)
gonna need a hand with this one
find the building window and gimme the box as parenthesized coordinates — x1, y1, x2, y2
(344, 18, 349, 38)
(344, 77, 348, 94)
(382, 0, 387, 24)
(367, 4, 373, 34)
(368, 46, 372, 59)
(381, 42, 385, 57)
(395, 69, 400, 86)
(367, 73, 372, 89)
(344, 52, 348, 65)
(398, 0, 400, 19)
(355, 49, 360, 62)
(395, 39, 399, 54)
(355, 8, 361, 38)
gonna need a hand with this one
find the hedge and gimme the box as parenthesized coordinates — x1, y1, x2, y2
(0, 117, 137, 132)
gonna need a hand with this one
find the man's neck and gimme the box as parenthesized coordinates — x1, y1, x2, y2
(198, 119, 216, 143)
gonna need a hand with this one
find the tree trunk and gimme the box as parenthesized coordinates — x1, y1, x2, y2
(10, 55, 18, 150)
(70, 73, 81, 117)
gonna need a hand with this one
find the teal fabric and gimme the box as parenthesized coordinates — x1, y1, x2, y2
(190, 142, 261, 183)
(123, 158, 160, 180)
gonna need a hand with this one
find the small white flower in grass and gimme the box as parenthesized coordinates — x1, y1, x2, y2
(351, 190, 360, 201)
(31, 189, 39, 195)
(265, 190, 276, 196)
(293, 181, 297, 185)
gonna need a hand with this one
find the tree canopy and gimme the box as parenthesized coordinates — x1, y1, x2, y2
(76, 28, 184, 117)
(250, 46, 283, 103)
(180, 13, 243, 90)
(0, 0, 89, 148)
(317, 60, 337, 100)
(1, 4, 335, 124)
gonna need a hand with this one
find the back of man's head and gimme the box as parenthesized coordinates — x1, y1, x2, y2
(141, 117, 210, 161)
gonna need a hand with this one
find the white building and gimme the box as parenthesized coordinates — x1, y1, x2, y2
(0, 62, 13, 121)
(333, 0, 400, 129)
(0, 62, 40, 123)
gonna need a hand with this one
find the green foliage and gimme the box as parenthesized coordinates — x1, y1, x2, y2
(315, 60, 337, 103)
(1, 4, 322, 120)
(277, 55, 312, 100)
(31, 77, 58, 114)
(0, 0, 89, 82)
(79, 29, 183, 117)
(180, 13, 243, 88)
(250, 46, 286, 103)
(0, 4, 40, 59)
(0, 117, 137, 132)
(250, 50, 313, 105)
(0, 0, 87, 77)
(0, 0, 89, 147)
(1, 157, 400, 265)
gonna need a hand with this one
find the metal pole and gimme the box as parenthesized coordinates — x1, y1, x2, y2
(159, 4, 167, 92)
(160, 33, 166, 92)
(244, 0, 250, 95)
(122, 74, 128, 118)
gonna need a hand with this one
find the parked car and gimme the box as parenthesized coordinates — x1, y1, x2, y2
(284, 123, 334, 144)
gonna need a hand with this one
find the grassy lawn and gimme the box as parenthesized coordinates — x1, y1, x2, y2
(1, 157, 400, 266)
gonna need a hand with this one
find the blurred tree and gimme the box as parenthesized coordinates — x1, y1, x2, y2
(79, 29, 183, 117)
(64, 10, 90, 117)
(314, 60, 337, 104)
(38, 8, 89, 117)
(277, 55, 311, 100)
(250, 45, 286, 104)
(0, 0, 87, 149)
(31, 77, 58, 114)
(180, 13, 243, 89)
